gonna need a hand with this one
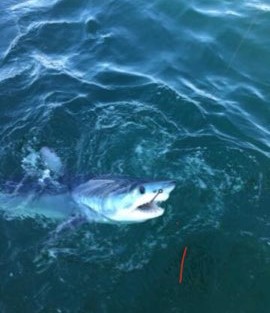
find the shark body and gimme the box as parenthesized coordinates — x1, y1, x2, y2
(0, 148, 176, 224)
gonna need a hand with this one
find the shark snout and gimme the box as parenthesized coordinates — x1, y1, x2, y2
(152, 180, 176, 193)
(155, 180, 175, 201)
(142, 180, 176, 201)
(162, 180, 176, 188)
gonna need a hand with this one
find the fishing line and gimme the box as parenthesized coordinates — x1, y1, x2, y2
(150, 189, 163, 203)
(223, 10, 260, 75)
(205, 7, 261, 99)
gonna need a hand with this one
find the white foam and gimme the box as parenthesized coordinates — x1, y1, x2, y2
(40, 147, 63, 174)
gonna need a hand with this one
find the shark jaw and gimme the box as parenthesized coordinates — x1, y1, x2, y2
(110, 188, 173, 223)
(111, 201, 165, 222)
(135, 201, 165, 218)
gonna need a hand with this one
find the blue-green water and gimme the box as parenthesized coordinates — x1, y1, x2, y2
(1, 0, 270, 312)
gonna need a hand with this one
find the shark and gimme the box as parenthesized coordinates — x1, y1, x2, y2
(0, 148, 176, 227)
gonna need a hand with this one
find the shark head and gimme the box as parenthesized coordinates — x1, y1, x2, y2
(72, 177, 176, 223)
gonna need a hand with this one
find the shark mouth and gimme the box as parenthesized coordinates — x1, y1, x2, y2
(136, 201, 164, 215)
(137, 189, 164, 213)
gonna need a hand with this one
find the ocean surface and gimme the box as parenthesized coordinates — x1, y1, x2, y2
(0, 0, 270, 312)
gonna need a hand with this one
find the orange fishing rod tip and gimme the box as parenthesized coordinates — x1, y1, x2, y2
(179, 246, 187, 284)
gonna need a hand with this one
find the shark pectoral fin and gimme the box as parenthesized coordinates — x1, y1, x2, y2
(38, 215, 87, 264)
(55, 215, 87, 234)
(55, 215, 87, 233)
(46, 215, 87, 244)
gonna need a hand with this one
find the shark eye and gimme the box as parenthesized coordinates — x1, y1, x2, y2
(139, 186, 145, 194)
